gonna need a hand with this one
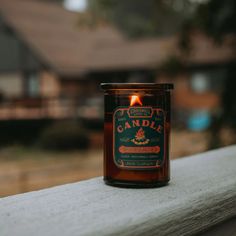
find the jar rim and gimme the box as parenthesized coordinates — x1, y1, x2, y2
(100, 83, 174, 90)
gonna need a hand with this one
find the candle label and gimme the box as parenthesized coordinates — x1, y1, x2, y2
(113, 107, 165, 169)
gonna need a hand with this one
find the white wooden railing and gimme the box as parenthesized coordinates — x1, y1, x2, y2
(0, 146, 236, 236)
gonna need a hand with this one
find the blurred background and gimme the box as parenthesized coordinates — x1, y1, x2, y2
(0, 0, 235, 196)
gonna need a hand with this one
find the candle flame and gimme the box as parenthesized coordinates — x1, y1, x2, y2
(130, 95, 142, 106)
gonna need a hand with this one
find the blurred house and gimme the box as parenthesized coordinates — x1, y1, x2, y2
(158, 32, 235, 130)
(0, 0, 235, 128)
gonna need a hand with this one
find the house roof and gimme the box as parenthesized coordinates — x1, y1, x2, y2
(0, 0, 235, 77)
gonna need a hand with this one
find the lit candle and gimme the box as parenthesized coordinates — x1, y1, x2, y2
(101, 83, 174, 188)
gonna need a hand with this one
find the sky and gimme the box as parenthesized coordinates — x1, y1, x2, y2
(63, 0, 87, 12)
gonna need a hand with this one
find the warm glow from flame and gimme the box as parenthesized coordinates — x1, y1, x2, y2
(130, 95, 142, 106)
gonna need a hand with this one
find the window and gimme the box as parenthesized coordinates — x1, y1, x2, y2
(27, 72, 39, 97)
(191, 68, 226, 93)
(191, 72, 209, 93)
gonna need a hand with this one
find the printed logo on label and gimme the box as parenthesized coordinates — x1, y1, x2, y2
(113, 107, 165, 169)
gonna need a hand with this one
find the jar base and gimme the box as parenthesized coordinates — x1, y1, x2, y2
(104, 178, 169, 188)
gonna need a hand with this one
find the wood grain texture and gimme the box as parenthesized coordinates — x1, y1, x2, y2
(197, 217, 236, 236)
(0, 146, 236, 236)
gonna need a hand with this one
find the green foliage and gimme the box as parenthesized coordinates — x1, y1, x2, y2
(194, 0, 236, 38)
(180, 0, 236, 49)
(0, 119, 53, 147)
(39, 121, 90, 151)
(87, 0, 195, 38)
(222, 63, 236, 128)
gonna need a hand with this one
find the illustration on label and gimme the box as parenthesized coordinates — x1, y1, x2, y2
(113, 107, 165, 169)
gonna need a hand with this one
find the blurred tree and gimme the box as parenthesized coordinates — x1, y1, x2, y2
(86, 0, 197, 37)
(180, 0, 236, 50)
(193, 0, 236, 38)
(198, 0, 236, 128)
(182, 0, 236, 148)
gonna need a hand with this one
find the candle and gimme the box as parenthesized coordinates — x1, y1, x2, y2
(101, 83, 174, 188)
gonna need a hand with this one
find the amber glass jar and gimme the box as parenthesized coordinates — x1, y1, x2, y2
(101, 83, 173, 188)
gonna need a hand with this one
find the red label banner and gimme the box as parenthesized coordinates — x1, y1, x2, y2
(119, 145, 160, 154)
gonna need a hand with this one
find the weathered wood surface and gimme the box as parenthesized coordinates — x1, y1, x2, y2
(0, 146, 236, 236)
(198, 217, 236, 236)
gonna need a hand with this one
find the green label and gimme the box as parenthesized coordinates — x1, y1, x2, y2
(113, 107, 165, 169)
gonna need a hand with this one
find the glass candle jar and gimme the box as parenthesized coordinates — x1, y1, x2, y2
(101, 83, 174, 188)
